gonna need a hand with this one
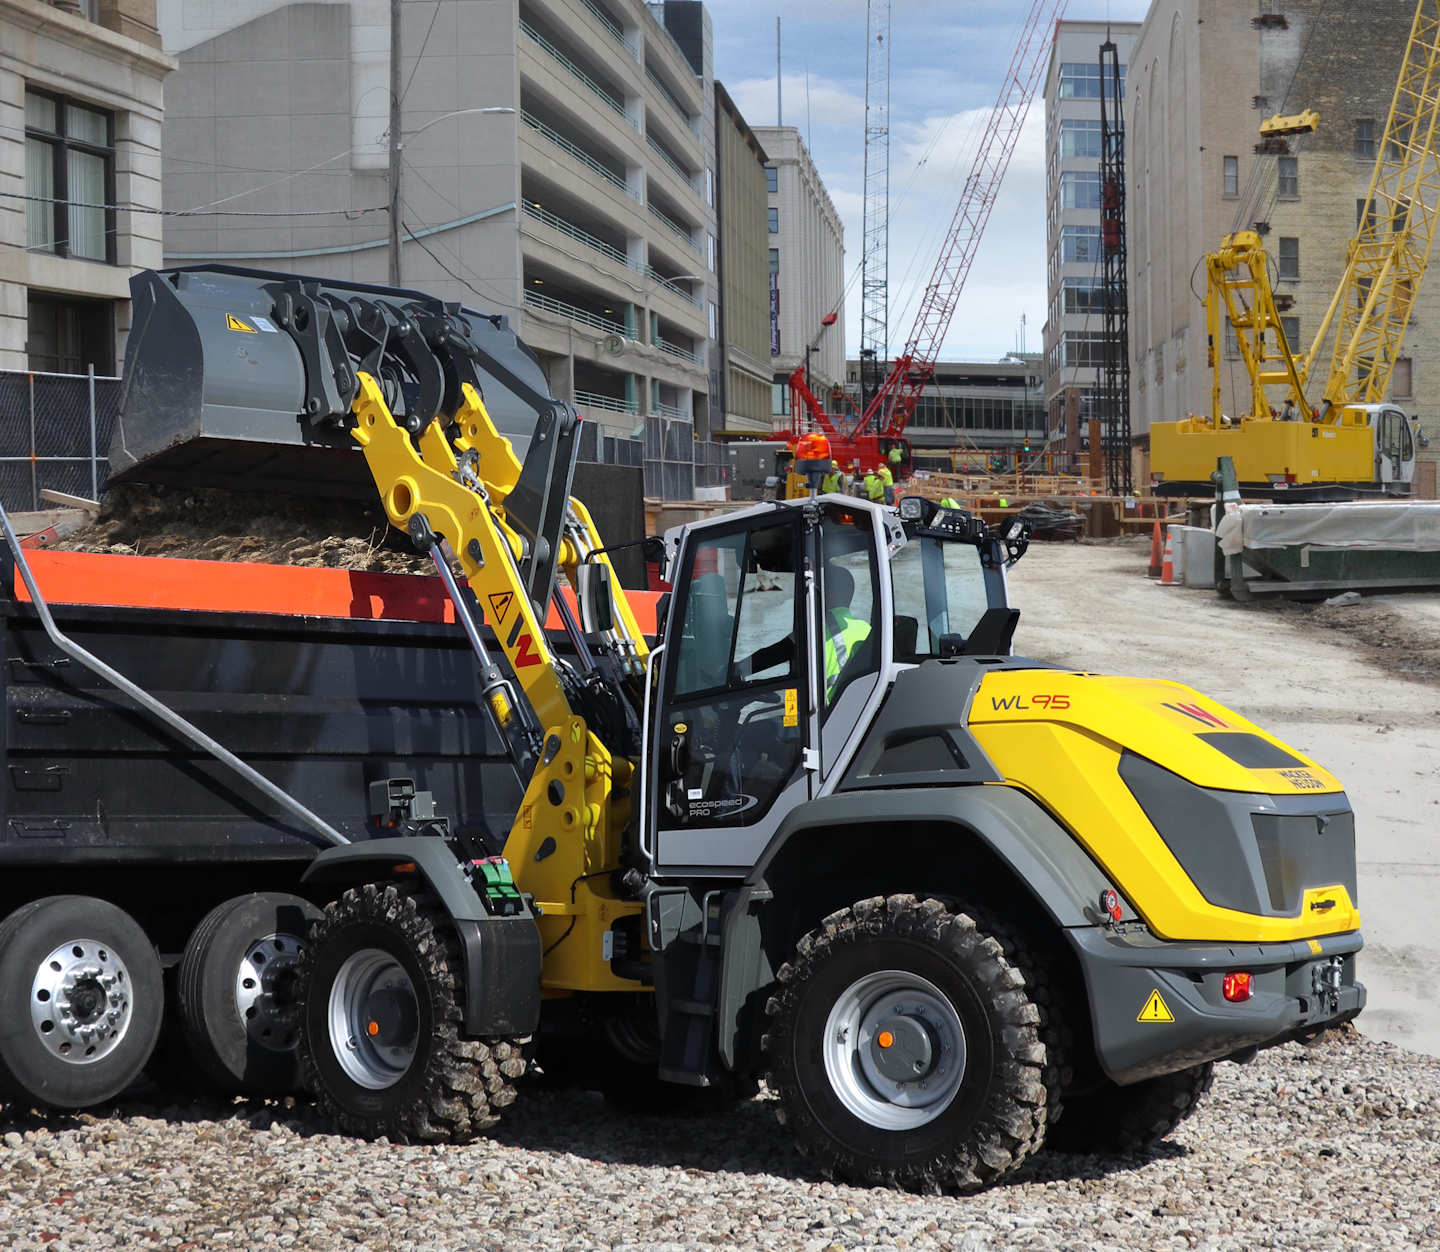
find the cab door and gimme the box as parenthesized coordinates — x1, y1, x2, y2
(647, 512, 813, 874)
(1377, 407, 1413, 483)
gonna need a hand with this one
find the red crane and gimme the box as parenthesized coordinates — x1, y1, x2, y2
(790, 0, 1067, 479)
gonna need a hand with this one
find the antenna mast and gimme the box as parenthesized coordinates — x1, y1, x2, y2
(859, 0, 891, 423)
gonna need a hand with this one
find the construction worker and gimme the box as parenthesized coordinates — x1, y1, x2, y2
(823, 564, 871, 705)
(877, 460, 895, 504)
(864, 468, 884, 501)
(889, 447, 903, 468)
(821, 461, 843, 494)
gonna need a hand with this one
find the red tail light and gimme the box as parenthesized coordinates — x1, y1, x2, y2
(1222, 971, 1253, 1002)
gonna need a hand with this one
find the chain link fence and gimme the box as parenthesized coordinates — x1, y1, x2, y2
(0, 369, 118, 513)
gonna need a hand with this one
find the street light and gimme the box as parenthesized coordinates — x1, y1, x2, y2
(388, 107, 516, 286)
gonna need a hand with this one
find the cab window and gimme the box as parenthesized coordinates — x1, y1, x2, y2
(818, 506, 880, 712)
(662, 519, 804, 829)
(891, 538, 991, 659)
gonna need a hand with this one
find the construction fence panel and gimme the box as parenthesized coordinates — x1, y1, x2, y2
(0, 369, 119, 513)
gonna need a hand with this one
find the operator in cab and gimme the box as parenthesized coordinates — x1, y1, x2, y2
(823, 564, 872, 706)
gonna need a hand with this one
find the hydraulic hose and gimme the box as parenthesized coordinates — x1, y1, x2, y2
(0, 502, 350, 847)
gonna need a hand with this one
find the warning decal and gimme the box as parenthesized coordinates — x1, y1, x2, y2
(513, 633, 542, 668)
(1137, 989, 1175, 1024)
(783, 688, 798, 727)
(226, 313, 257, 333)
(488, 591, 513, 624)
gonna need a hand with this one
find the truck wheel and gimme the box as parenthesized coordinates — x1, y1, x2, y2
(1047, 1062, 1215, 1156)
(177, 893, 324, 1096)
(0, 896, 163, 1109)
(764, 895, 1053, 1193)
(297, 882, 526, 1142)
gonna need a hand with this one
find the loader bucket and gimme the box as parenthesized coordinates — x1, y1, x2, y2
(110, 266, 555, 498)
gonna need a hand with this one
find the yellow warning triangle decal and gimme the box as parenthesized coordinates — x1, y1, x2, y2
(488, 591, 513, 624)
(226, 313, 256, 333)
(1137, 989, 1174, 1023)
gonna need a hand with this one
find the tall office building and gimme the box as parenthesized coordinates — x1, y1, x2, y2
(2, 0, 172, 373)
(159, 0, 762, 482)
(1040, 18, 1139, 468)
(751, 125, 845, 426)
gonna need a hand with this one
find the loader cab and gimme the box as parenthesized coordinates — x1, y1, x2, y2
(643, 497, 1015, 877)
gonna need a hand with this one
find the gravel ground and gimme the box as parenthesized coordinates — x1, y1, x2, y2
(0, 1029, 1435, 1250)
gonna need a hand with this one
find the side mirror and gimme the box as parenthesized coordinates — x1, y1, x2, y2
(938, 633, 964, 658)
(576, 562, 615, 633)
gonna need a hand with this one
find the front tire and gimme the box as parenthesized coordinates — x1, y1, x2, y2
(296, 882, 525, 1142)
(0, 896, 163, 1109)
(764, 895, 1052, 1193)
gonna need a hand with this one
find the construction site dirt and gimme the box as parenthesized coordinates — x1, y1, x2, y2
(50, 485, 433, 574)
(1010, 536, 1440, 1060)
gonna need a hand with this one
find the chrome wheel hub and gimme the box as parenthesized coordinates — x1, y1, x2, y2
(236, 932, 306, 1053)
(328, 948, 419, 1089)
(823, 970, 966, 1130)
(31, 939, 132, 1065)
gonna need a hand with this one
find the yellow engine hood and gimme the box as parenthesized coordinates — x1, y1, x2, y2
(968, 670, 1357, 942)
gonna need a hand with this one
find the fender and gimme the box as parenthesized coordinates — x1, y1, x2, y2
(714, 786, 1127, 1069)
(303, 837, 542, 1036)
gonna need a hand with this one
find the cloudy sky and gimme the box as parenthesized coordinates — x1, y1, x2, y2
(712, 0, 1150, 362)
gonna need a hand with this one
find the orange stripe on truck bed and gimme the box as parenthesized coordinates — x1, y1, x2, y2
(12, 549, 659, 634)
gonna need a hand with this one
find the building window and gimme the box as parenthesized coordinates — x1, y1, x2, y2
(24, 89, 115, 263)
(1356, 119, 1376, 161)
(1059, 119, 1102, 158)
(1060, 171, 1102, 210)
(1060, 225, 1101, 263)
(1395, 356, 1413, 398)
(1223, 155, 1239, 197)
(1224, 321, 1239, 360)
(769, 248, 779, 273)
(771, 382, 790, 416)
(1059, 62, 1125, 99)
(767, 206, 779, 233)
(1062, 277, 1103, 314)
(1278, 236, 1300, 279)
(766, 165, 778, 193)
(1280, 316, 1300, 349)
(705, 167, 714, 205)
(1278, 156, 1298, 198)
(1253, 95, 1270, 111)
(26, 294, 113, 374)
(707, 233, 716, 271)
(708, 301, 717, 339)
(1061, 331, 1108, 368)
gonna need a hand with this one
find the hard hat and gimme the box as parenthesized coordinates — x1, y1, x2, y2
(832, 460, 839, 468)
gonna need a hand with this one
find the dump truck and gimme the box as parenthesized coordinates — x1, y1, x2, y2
(0, 266, 1364, 1192)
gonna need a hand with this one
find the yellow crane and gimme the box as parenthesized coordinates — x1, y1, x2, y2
(1150, 0, 1440, 497)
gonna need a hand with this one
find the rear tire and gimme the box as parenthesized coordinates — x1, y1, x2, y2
(0, 896, 163, 1109)
(177, 893, 324, 1096)
(296, 882, 526, 1142)
(764, 895, 1052, 1193)
(1047, 1063, 1215, 1155)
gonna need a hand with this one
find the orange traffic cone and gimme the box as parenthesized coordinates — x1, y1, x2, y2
(1159, 531, 1177, 586)
(1147, 520, 1163, 578)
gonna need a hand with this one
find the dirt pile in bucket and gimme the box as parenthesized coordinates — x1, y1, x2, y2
(54, 484, 432, 575)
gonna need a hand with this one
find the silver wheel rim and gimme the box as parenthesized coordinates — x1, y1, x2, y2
(822, 970, 966, 1130)
(327, 948, 418, 1090)
(31, 939, 132, 1065)
(236, 932, 306, 1053)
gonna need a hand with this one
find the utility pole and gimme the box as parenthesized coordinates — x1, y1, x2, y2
(388, 0, 403, 287)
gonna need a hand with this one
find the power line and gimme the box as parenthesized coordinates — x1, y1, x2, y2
(0, 191, 386, 219)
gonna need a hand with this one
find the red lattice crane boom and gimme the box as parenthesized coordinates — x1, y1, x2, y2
(866, 0, 1066, 444)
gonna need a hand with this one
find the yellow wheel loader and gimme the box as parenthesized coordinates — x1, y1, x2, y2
(0, 265, 1362, 1193)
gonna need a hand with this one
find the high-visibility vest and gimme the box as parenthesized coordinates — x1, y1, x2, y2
(877, 465, 894, 488)
(824, 607, 872, 703)
(889, 448, 902, 465)
(940, 497, 961, 509)
(864, 473, 883, 501)
(821, 471, 842, 494)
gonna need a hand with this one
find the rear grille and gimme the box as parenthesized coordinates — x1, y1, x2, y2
(1251, 811, 1357, 913)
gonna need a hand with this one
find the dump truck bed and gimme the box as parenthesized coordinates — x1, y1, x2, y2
(0, 549, 655, 933)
